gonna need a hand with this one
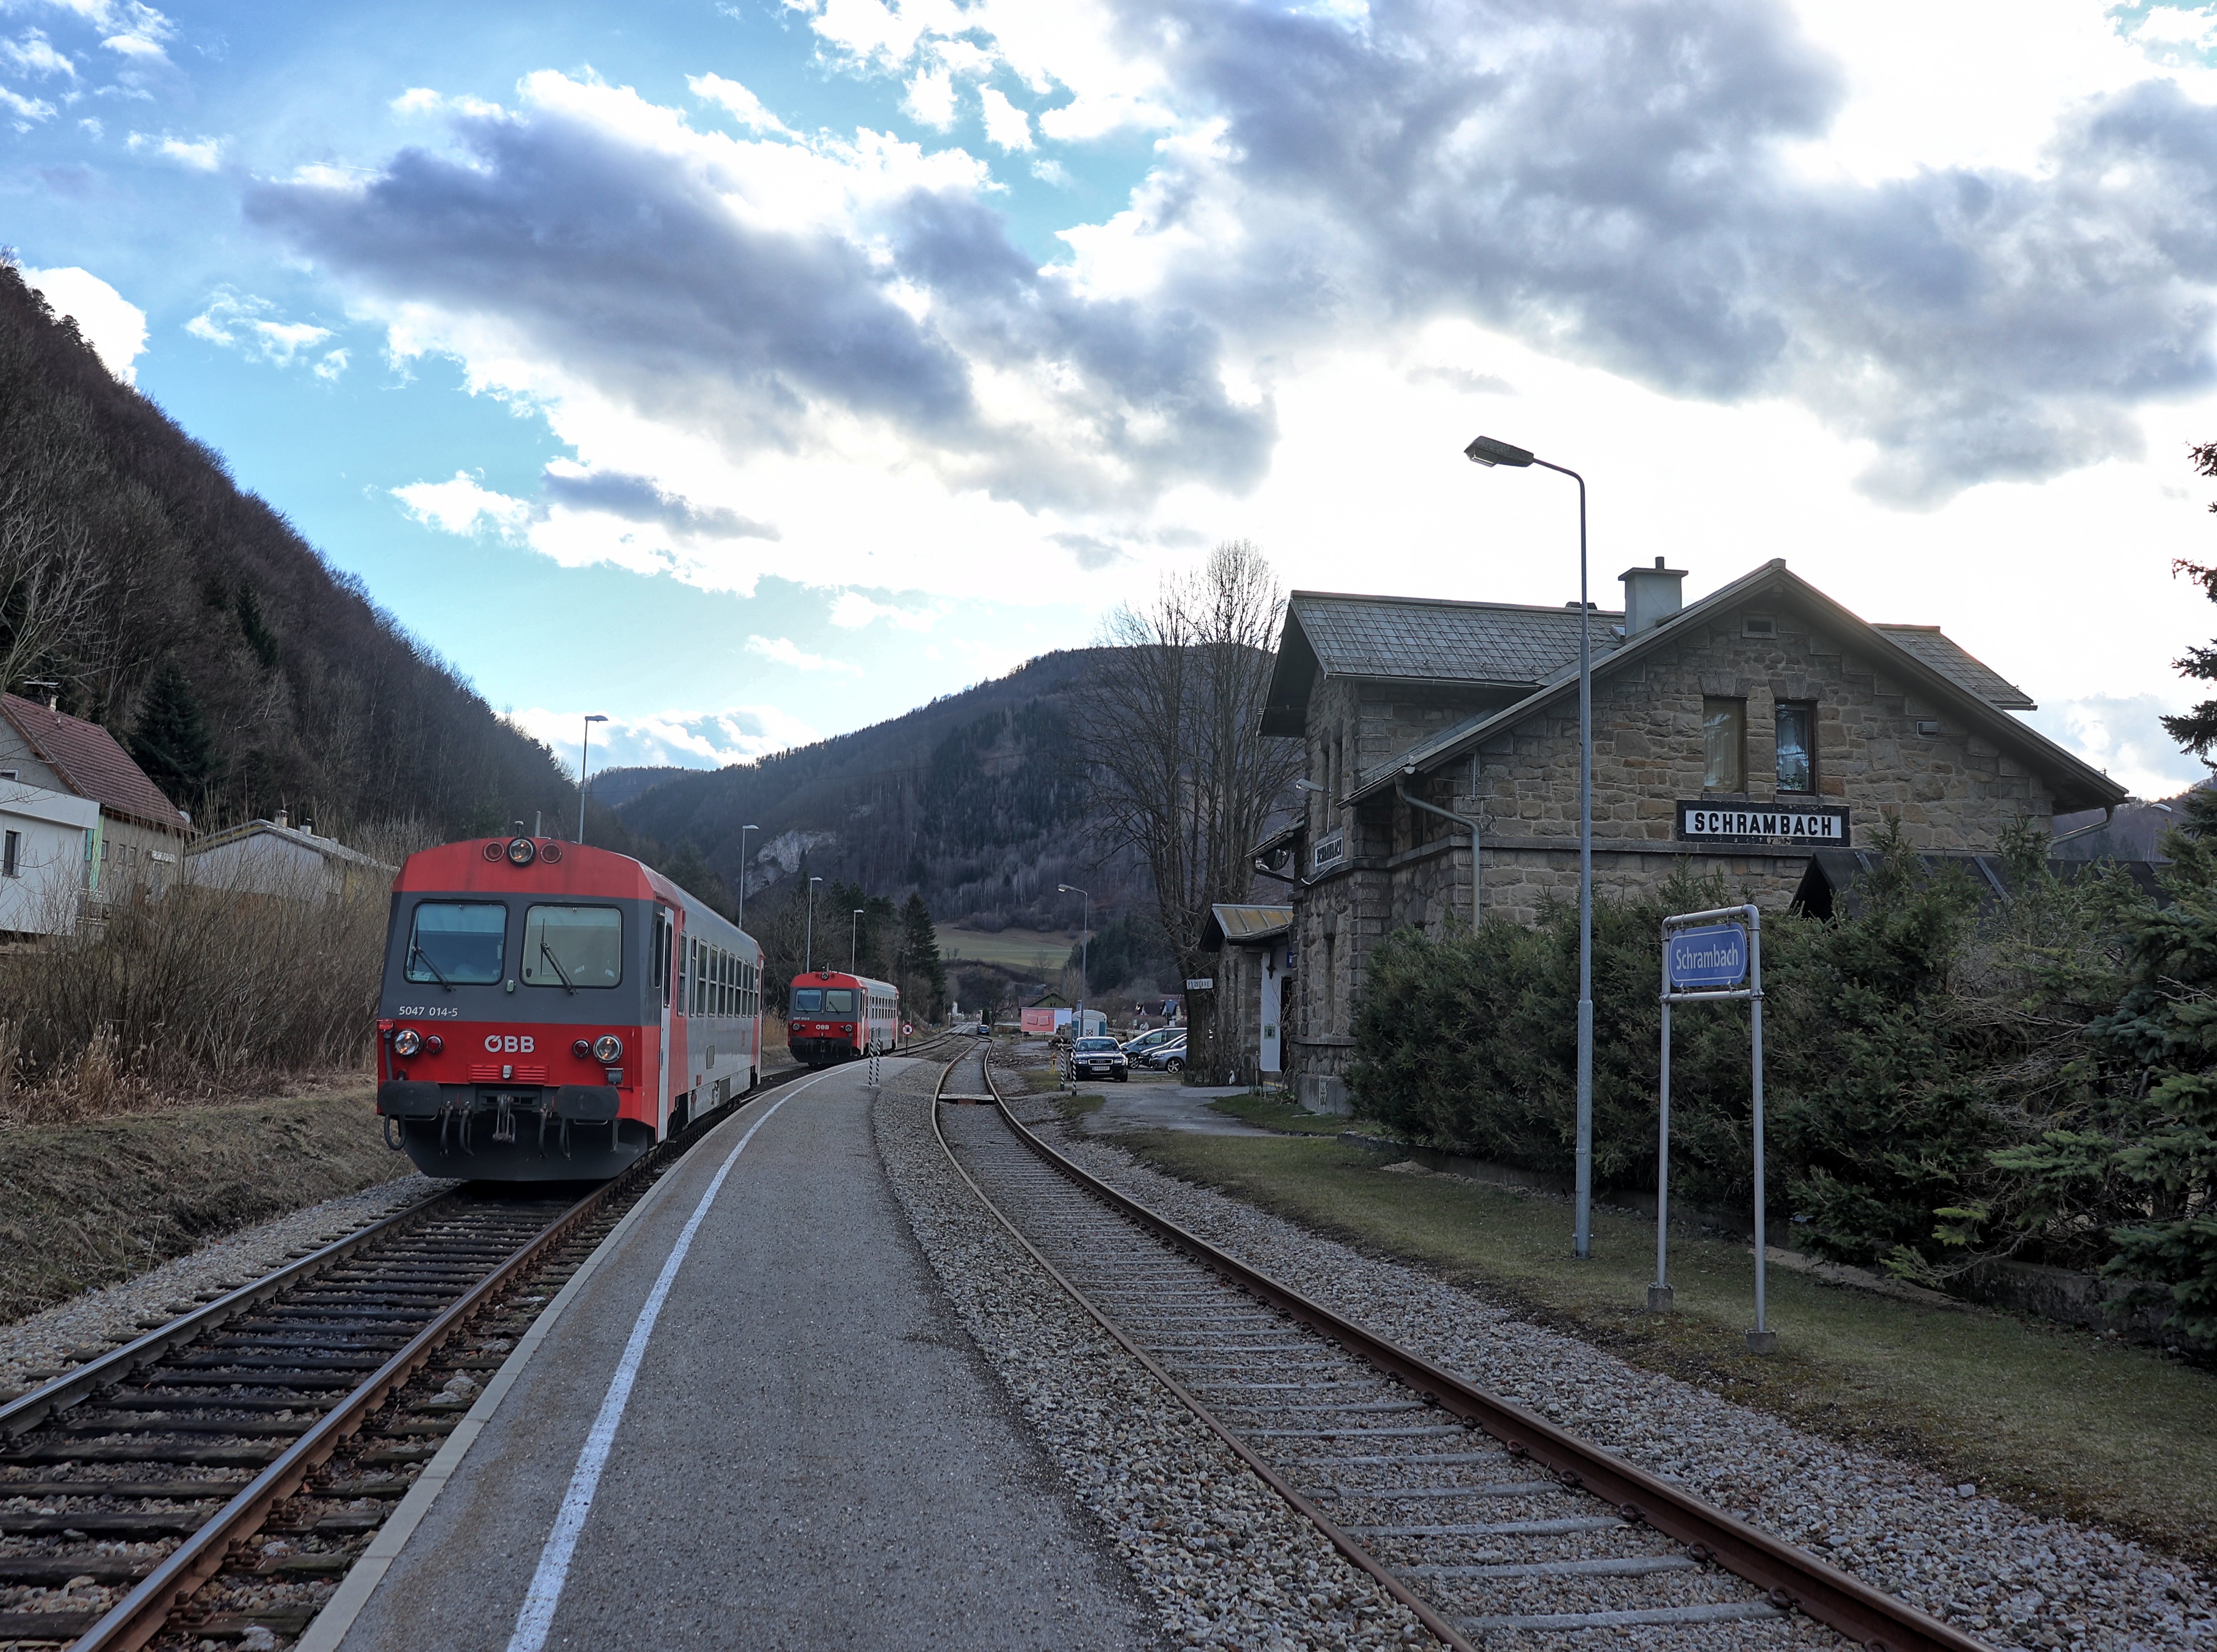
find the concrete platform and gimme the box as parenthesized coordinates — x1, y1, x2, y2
(330, 1059, 1160, 1652)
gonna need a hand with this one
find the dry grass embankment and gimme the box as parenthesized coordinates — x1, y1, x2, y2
(0, 1085, 405, 1323)
(1117, 1127, 2217, 1569)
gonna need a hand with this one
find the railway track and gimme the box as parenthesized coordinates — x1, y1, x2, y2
(0, 1041, 953, 1652)
(933, 1053, 1992, 1652)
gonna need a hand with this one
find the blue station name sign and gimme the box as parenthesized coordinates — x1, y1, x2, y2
(1667, 923, 1748, 990)
(1676, 803, 1848, 845)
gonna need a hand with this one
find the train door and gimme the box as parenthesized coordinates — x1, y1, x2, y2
(651, 909, 669, 1126)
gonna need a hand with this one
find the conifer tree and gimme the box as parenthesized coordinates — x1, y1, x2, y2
(130, 658, 216, 807)
(2161, 441, 2217, 757)
(899, 890, 948, 1018)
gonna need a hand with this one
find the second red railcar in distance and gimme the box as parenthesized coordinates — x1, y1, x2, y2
(786, 968, 899, 1066)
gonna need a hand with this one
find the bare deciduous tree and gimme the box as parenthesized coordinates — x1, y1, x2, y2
(1075, 540, 1302, 1075)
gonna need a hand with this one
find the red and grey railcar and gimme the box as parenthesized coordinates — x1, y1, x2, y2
(786, 968, 899, 1066)
(374, 836, 762, 1180)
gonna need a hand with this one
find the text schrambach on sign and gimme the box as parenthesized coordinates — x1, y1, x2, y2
(1675, 803, 1848, 846)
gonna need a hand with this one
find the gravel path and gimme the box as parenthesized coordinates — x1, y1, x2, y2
(1021, 1098, 2215, 1652)
(0, 1173, 451, 1399)
(875, 1067, 1430, 1651)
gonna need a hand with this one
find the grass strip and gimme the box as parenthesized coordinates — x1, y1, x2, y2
(0, 1089, 402, 1323)
(1119, 1129, 2217, 1568)
(1207, 1094, 1380, 1136)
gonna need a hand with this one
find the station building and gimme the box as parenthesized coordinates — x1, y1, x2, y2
(1253, 558, 2130, 1114)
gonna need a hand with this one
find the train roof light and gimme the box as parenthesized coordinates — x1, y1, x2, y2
(506, 837, 538, 867)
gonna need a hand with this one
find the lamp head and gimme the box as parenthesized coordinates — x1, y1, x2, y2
(1293, 778, 1325, 793)
(1463, 435, 1535, 468)
(585, 713, 609, 723)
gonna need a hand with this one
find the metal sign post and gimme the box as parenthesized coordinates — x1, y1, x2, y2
(1657, 904, 1775, 1354)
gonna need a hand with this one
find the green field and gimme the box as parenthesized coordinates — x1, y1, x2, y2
(933, 925, 1082, 974)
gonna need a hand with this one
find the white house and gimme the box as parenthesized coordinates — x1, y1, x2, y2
(185, 811, 394, 901)
(0, 778, 100, 938)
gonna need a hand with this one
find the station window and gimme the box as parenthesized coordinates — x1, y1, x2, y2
(1702, 698, 1746, 793)
(522, 905, 623, 989)
(406, 901, 507, 985)
(1775, 703, 1815, 794)
(3, 830, 18, 878)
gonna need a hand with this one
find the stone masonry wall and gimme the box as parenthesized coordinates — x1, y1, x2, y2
(1281, 603, 2062, 1109)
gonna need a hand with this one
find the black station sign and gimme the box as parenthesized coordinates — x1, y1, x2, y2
(1676, 803, 1848, 846)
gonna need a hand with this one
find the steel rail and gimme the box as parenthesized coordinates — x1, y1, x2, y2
(58, 1041, 928, 1652)
(929, 1051, 1478, 1652)
(0, 1190, 462, 1443)
(986, 1089, 1994, 1652)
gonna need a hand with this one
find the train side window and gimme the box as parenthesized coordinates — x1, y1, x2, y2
(523, 905, 623, 988)
(653, 911, 670, 1006)
(406, 901, 506, 985)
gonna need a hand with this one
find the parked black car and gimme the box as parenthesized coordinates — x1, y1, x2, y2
(1070, 1035, 1130, 1083)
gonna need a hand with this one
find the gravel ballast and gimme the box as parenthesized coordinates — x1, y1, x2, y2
(1017, 1096, 2214, 1652)
(875, 1065, 1431, 1651)
(0, 1173, 450, 1398)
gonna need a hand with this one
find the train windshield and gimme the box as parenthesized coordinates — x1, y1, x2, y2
(792, 988, 821, 1014)
(405, 902, 506, 984)
(819, 989, 857, 1013)
(522, 905, 623, 989)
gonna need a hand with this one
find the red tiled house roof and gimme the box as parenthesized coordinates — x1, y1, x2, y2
(0, 693, 191, 832)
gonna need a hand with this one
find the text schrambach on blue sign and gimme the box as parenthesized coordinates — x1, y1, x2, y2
(1667, 924, 1748, 990)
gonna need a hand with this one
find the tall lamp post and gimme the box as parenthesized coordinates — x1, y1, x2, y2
(1464, 433, 1595, 1261)
(577, 714, 608, 842)
(851, 908, 865, 973)
(735, 824, 758, 934)
(1058, 883, 1091, 1038)
(804, 875, 822, 973)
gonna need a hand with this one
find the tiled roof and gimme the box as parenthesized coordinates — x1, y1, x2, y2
(0, 693, 190, 831)
(1872, 626, 2036, 710)
(1343, 560, 2124, 814)
(187, 818, 394, 870)
(1290, 592, 1625, 685)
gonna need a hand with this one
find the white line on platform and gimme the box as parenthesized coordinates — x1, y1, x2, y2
(504, 1074, 822, 1652)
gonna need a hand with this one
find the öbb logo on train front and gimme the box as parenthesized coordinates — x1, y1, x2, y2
(483, 1034, 536, 1054)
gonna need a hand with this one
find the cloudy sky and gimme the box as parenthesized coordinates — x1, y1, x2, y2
(12, 0, 2217, 795)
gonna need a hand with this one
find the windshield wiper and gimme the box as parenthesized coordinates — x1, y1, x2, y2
(539, 940, 577, 995)
(409, 943, 453, 994)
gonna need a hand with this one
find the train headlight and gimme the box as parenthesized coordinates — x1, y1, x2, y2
(572, 1039, 592, 1060)
(392, 1028, 423, 1057)
(506, 837, 538, 867)
(425, 1035, 443, 1055)
(592, 1033, 624, 1062)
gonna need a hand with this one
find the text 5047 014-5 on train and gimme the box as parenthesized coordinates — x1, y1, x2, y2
(373, 836, 762, 1181)
(787, 968, 900, 1067)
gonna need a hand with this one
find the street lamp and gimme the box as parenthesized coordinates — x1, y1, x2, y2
(851, 908, 865, 973)
(577, 714, 608, 843)
(1464, 432, 1596, 1261)
(735, 824, 758, 935)
(804, 875, 822, 973)
(1058, 884, 1090, 1039)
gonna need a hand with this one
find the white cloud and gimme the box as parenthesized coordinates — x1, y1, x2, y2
(511, 703, 821, 773)
(101, 30, 164, 59)
(2019, 694, 2209, 802)
(827, 590, 939, 630)
(21, 265, 146, 382)
(902, 66, 955, 129)
(0, 83, 55, 123)
(3, 30, 77, 78)
(976, 85, 1031, 150)
(185, 290, 343, 372)
(745, 634, 858, 672)
(391, 471, 533, 538)
(1030, 157, 1073, 188)
(127, 130, 221, 168)
(687, 72, 791, 134)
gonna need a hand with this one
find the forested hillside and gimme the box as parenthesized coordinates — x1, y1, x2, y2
(0, 259, 579, 837)
(610, 648, 1154, 933)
